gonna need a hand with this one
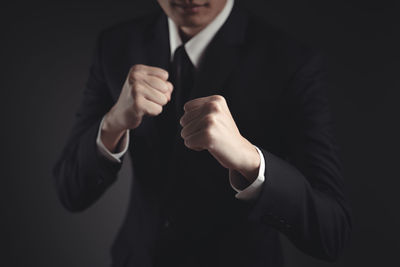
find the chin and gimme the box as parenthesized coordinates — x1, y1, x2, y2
(174, 15, 207, 28)
(181, 18, 206, 28)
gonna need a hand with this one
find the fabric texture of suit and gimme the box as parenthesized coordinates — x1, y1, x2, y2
(53, 2, 352, 267)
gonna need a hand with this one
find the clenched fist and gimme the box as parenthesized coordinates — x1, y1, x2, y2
(101, 64, 173, 152)
(180, 95, 260, 182)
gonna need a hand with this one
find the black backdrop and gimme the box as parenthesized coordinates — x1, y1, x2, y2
(2, 0, 399, 266)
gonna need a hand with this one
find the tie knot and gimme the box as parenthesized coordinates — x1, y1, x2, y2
(169, 45, 195, 117)
(172, 45, 192, 67)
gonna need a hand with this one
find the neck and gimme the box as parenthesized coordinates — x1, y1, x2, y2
(178, 26, 203, 43)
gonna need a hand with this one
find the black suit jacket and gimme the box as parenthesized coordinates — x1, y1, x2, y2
(54, 3, 352, 267)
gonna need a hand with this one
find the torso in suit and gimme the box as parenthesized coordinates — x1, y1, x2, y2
(54, 2, 352, 267)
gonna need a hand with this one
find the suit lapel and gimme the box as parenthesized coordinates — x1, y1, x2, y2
(133, 11, 170, 153)
(143, 11, 171, 71)
(189, 3, 248, 101)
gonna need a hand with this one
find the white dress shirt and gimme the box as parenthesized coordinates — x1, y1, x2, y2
(96, 0, 265, 201)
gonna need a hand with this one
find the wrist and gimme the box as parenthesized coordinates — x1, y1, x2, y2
(101, 111, 127, 153)
(102, 109, 125, 133)
(236, 138, 260, 183)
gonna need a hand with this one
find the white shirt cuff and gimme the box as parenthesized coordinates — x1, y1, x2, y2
(229, 146, 265, 201)
(96, 116, 130, 163)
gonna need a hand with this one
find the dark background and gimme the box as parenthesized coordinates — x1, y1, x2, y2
(1, 0, 399, 266)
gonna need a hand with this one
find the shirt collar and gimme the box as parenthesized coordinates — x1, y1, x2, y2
(168, 0, 234, 68)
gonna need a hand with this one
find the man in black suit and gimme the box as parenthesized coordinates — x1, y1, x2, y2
(54, 0, 352, 266)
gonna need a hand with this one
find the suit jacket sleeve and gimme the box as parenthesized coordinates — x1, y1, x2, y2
(53, 31, 122, 212)
(247, 50, 352, 261)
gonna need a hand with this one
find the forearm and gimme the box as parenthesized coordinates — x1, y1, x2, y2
(229, 146, 265, 201)
(53, 118, 123, 212)
(247, 148, 352, 261)
(100, 109, 130, 152)
(231, 137, 261, 183)
(53, 30, 129, 212)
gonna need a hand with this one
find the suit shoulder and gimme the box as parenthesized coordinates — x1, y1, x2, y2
(245, 11, 320, 64)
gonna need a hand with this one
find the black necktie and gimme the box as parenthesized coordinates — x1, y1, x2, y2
(169, 45, 195, 118)
(156, 45, 194, 156)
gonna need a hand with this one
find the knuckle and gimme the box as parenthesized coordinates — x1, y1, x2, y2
(131, 70, 142, 80)
(127, 75, 136, 86)
(213, 95, 225, 104)
(204, 114, 216, 127)
(161, 70, 169, 79)
(156, 105, 163, 114)
(165, 91, 172, 101)
(180, 129, 186, 138)
(131, 64, 143, 72)
(206, 101, 220, 113)
(161, 94, 168, 105)
(157, 94, 167, 106)
(167, 81, 173, 91)
(162, 81, 170, 92)
(149, 104, 162, 115)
